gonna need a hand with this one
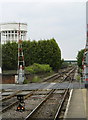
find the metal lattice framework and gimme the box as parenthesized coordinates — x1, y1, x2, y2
(17, 23, 25, 84)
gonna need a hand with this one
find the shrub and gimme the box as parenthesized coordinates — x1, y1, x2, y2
(61, 62, 69, 69)
(76, 75, 81, 81)
(25, 63, 52, 74)
(32, 76, 41, 82)
(23, 79, 29, 84)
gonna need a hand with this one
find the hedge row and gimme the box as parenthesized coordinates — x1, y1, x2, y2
(2, 38, 61, 71)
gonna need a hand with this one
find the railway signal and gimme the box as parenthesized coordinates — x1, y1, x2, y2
(17, 94, 25, 111)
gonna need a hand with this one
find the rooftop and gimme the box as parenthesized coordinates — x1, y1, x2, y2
(0, 22, 27, 25)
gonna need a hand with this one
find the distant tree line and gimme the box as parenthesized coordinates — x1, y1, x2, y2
(2, 38, 62, 71)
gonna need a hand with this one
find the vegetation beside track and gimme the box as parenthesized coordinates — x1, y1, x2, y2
(23, 71, 55, 83)
(24, 63, 53, 83)
(25, 63, 52, 74)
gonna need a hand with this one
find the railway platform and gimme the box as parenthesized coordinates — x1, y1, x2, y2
(64, 89, 87, 120)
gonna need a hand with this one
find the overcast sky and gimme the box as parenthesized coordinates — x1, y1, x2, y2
(0, 1, 86, 60)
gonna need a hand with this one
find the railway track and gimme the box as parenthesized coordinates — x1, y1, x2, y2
(1, 90, 21, 102)
(2, 89, 69, 120)
(1, 90, 34, 113)
(2, 89, 55, 119)
(23, 68, 75, 120)
(0, 90, 21, 113)
(54, 89, 69, 120)
(1, 66, 76, 119)
(43, 66, 76, 83)
(24, 89, 69, 120)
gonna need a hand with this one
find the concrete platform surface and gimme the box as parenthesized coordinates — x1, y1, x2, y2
(64, 89, 87, 119)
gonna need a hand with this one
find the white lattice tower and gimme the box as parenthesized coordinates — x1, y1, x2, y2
(17, 23, 25, 84)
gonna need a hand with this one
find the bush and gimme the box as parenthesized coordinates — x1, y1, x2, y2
(23, 79, 29, 84)
(32, 76, 41, 82)
(25, 63, 52, 74)
(61, 62, 69, 69)
(76, 75, 81, 81)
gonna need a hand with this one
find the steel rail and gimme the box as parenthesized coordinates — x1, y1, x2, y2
(62, 67, 76, 82)
(53, 69, 75, 120)
(0, 90, 21, 102)
(52, 67, 76, 84)
(24, 68, 75, 120)
(24, 89, 55, 120)
(43, 73, 60, 82)
(54, 89, 69, 120)
(43, 67, 76, 83)
(1, 67, 76, 115)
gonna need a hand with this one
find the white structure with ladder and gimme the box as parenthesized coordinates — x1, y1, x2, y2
(0, 22, 27, 44)
(17, 23, 25, 84)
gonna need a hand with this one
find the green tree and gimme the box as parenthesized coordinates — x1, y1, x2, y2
(22, 41, 30, 66)
(29, 40, 38, 64)
(77, 49, 84, 68)
(2, 38, 61, 71)
(36, 38, 61, 71)
(2, 41, 18, 70)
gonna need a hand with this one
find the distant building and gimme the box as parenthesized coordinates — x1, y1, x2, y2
(0, 23, 27, 44)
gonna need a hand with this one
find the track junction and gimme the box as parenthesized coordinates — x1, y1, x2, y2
(0, 66, 86, 120)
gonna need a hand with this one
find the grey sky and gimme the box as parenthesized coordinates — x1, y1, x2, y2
(0, 1, 86, 60)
